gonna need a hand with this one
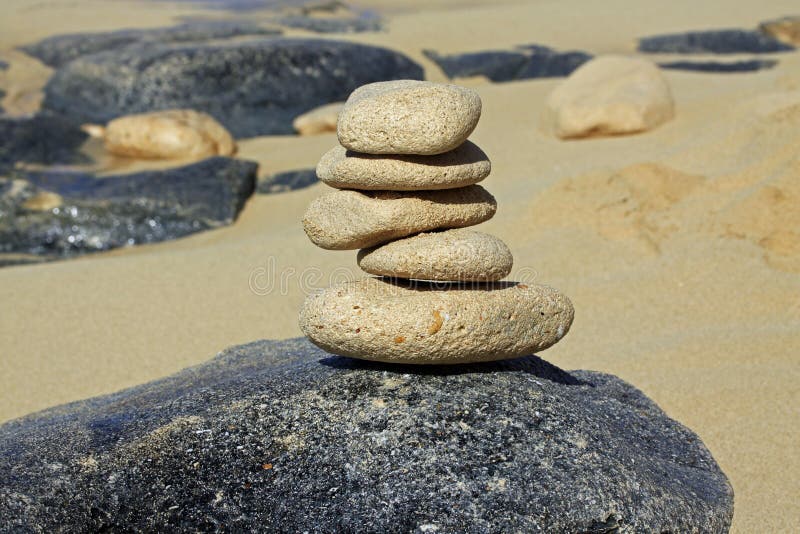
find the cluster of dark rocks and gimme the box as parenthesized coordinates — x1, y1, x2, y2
(0, 14, 419, 267)
(638, 26, 796, 74)
(425, 22, 798, 83)
(0, 337, 734, 532)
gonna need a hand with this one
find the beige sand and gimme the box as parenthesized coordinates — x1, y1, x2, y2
(1, 0, 799, 531)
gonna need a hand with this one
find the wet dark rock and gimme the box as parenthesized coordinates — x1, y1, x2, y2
(660, 59, 778, 73)
(0, 337, 734, 532)
(0, 115, 90, 174)
(638, 29, 795, 54)
(424, 45, 591, 82)
(41, 38, 424, 138)
(20, 21, 282, 68)
(0, 157, 256, 263)
(256, 168, 318, 194)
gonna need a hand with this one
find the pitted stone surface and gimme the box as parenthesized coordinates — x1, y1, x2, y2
(337, 80, 481, 155)
(302, 185, 496, 250)
(300, 277, 573, 364)
(357, 229, 512, 281)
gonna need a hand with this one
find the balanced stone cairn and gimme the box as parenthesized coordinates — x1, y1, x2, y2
(300, 80, 574, 364)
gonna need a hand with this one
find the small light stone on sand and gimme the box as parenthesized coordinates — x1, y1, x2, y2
(544, 55, 675, 139)
(89, 109, 237, 160)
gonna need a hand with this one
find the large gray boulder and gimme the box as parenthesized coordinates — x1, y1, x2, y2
(0, 338, 733, 532)
(40, 38, 424, 137)
(20, 21, 282, 68)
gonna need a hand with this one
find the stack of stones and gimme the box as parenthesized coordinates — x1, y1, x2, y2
(300, 80, 574, 364)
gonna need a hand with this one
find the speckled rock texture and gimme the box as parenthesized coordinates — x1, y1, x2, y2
(300, 278, 573, 363)
(40, 39, 423, 138)
(292, 102, 343, 135)
(0, 337, 734, 532)
(98, 109, 236, 160)
(337, 80, 482, 155)
(0, 157, 256, 265)
(544, 56, 675, 139)
(358, 229, 512, 281)
(19, 20, 282, 68)
(302, 185, 496, 250)
(317, 141, 491, 191)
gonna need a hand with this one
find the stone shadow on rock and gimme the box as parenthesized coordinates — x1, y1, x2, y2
(319, 354, 588, 386)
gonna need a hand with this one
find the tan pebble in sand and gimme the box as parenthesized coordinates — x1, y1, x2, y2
(357, 229, 512, 281)
(316, 141, 491, 191)
(337, 80, 481, 155)
(21, 191, 63, 212)
(302, 185, 496, 250)
(86, 109, 236, 160)
(299, 277, 574, 364)
(760, 16, 800, 46)
(293, 102, 344, 135)
(544, 56, 674, 139)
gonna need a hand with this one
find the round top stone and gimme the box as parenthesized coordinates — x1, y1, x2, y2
(337, 80, 482, 155)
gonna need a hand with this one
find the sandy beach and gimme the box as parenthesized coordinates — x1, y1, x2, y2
(1, 0, 799, 530)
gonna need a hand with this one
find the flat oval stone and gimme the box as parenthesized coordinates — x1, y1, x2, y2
(302, 185, 496, 250)
(337, 80, 482, 155)
(99, 109, 237, 159)
(357, 229, 512, 281)
(316, 141, 491, 191)
(299, 277, 574, 364)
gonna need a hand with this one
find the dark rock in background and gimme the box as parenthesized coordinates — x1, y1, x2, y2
(256, 168, 318, 194)
(638, 29, 795, 54)
(424, 50, 529, 82)
(514, 45, 593, 79)
(0, 337, 734, 532)
(0, 157, 257, 263)
(275, 0, 383, 33)
(660, 59, 778, 73)
(40, 38, 424, 138)
(275, 14, 381, 33)
(0, 115, 90, 175)
(424, 45, 591, 82)
(20, 21, 282, 68)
